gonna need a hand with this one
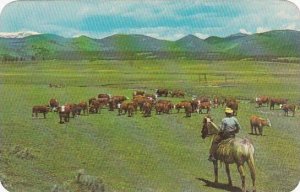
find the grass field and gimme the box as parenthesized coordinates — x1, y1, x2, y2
(0, 60, 299, 192)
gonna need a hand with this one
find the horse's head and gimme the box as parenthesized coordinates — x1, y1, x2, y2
(201, 116, 214, 139)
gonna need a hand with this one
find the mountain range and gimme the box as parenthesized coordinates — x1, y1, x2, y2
(0, 30, 300, 60)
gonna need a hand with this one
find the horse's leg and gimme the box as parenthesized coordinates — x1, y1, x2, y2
(247, 159, 256, 192)
(225, 163, 232, 186)
(237, 164, 246, 192)
(213, 161, 218, 183)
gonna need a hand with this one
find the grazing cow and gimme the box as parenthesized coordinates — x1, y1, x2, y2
(58, 105, 71, 124)
(143, 102, 152, 117)
(89, 100, 102, 114)
(184, 102, 192, 117)
(156, 100, 173, 114)
(281, 104, 296, 117)
(97, 98, 110, 107)
(32, 105, 49, 118)
(98, 93, 111, 100)
(156, 89, 168, 97)
(250, 115, 271, 135)
(49, 98, 59, 112)
(255, 96, 269, 107)
(171, 90, 185, 98)
(88, 97, 97, 105)
(133, 90, 145, 97)
(118, 102, 129, 115)
(226, 100, 238, 116)
(155, 103, 165, 115)
(198, 101, 211, 114)
(127, 103, 136, 117)
(132, 95, 147, 111)
(270, 98, 288, 110)
(175, 101, 190, 113)
(77, 101, 88, 115)
(212, 96, 220, 108)
(111, 96, 129, 108)
(145, 93, 157, 101)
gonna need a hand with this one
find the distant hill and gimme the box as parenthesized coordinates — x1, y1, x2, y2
(0, 30, 299, 60)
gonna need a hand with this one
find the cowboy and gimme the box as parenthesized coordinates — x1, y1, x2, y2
(208, 107, 241, 161)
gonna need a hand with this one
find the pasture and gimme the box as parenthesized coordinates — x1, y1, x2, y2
(0, 60, 299, 192)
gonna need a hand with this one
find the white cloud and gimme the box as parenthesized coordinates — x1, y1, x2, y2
(239, 29, 252, 35)
(256, 27, 271, 33)
(194, 33, 210, 39)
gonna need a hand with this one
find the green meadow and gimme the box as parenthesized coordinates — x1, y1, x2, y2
(0, 60, 299, 192)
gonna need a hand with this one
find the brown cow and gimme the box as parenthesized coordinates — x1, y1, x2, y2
(156, 89, 168, 97)
(198, 101, 211, 114)
(255, 96, 269, 107)
(226, 100, 238, 116)
(78, 101, 88, 115)
(270, 98, 288, 110)
(32, 105, 49, 118)
(143, 102, 152, 117)
(184, 102, 192, 117)
(145, 93, 157, 101)
(49, 98, 59, 112)
(155, 103, 165, 115)
(281, 104, 296, 117)
(111, 96, 129, 108)
(98, 93, 111, 100)
(89, 100, 103, 114)
(250, 115, 271, 135)
(118, 102, 129, 115)
(212, 96, 220, 108)
(127, 103, 136, 117)
(175, 101, 190, 113)
(133, 90, 145, 97)
(88, 97, 97, 105)
(171, 90, 185, 98)
(58, 105, 71, 123)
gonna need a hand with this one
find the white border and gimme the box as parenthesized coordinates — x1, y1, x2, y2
(0, 0, 299, 192)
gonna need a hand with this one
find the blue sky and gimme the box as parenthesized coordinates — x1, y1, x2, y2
(0, 0, 299, 40)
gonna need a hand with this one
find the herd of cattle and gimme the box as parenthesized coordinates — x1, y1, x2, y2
(32, 89, 298, 134)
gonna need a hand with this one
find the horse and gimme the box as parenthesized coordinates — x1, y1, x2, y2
(201, 116, 256, 192)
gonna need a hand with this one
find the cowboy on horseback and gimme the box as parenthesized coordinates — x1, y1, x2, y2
(208, 107, 242, 161)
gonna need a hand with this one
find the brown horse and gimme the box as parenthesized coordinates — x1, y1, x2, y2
(201, 116, 256, 192)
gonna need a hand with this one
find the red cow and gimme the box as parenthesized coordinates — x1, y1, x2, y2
(49, 98, 59, 112)
(255, 96, 269, 107)
(281, 104, 296, 117)
(270, 98, 288, 110)
(32, 105, 50, 118)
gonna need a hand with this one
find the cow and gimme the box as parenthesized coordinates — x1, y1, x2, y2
(190, 100, 199, 113)
(97, 98, 110, 107)
(156, 100, 173, 114)
(132, 95, 147, 111)
(143, 101, 152, 117)
(111, 96, 129, 108)
(145, 93, 157, 101)
(98, 93, 111, 100)
(118, 102, 129, 115)
(127, 103, 136, 117)
(89, 100, 103, 114)
(133, 90, 145, 97)
(77, 101, 88, 115)
(184, 102, 192, 117)
(32, 105, 49, 119)
(108, 100, 115, 111)
(280, 104, 296, 117)
(49, 98, 59, 112)
(226, 100, 238, 116)
(221, 97, 236, 107)
(270, 98, 288, 110)
(88, 97, 97, 105)
(156, 89, 168, 97)
(255, 96, 269, 107)
(175, 101, 190, 113)
(198, 101, 211, 114)
(212, 96, 220, 108)
(155, 103, 165, 115)
(171, 90, 185, 98)
(250, 115, 271, 136)
(58, 105, 71, 124)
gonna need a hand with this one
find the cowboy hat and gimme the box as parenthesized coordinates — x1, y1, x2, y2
(225, 107, 233, 113)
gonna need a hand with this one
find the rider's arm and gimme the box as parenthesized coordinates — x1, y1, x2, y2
(233, 117, 241, 133)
